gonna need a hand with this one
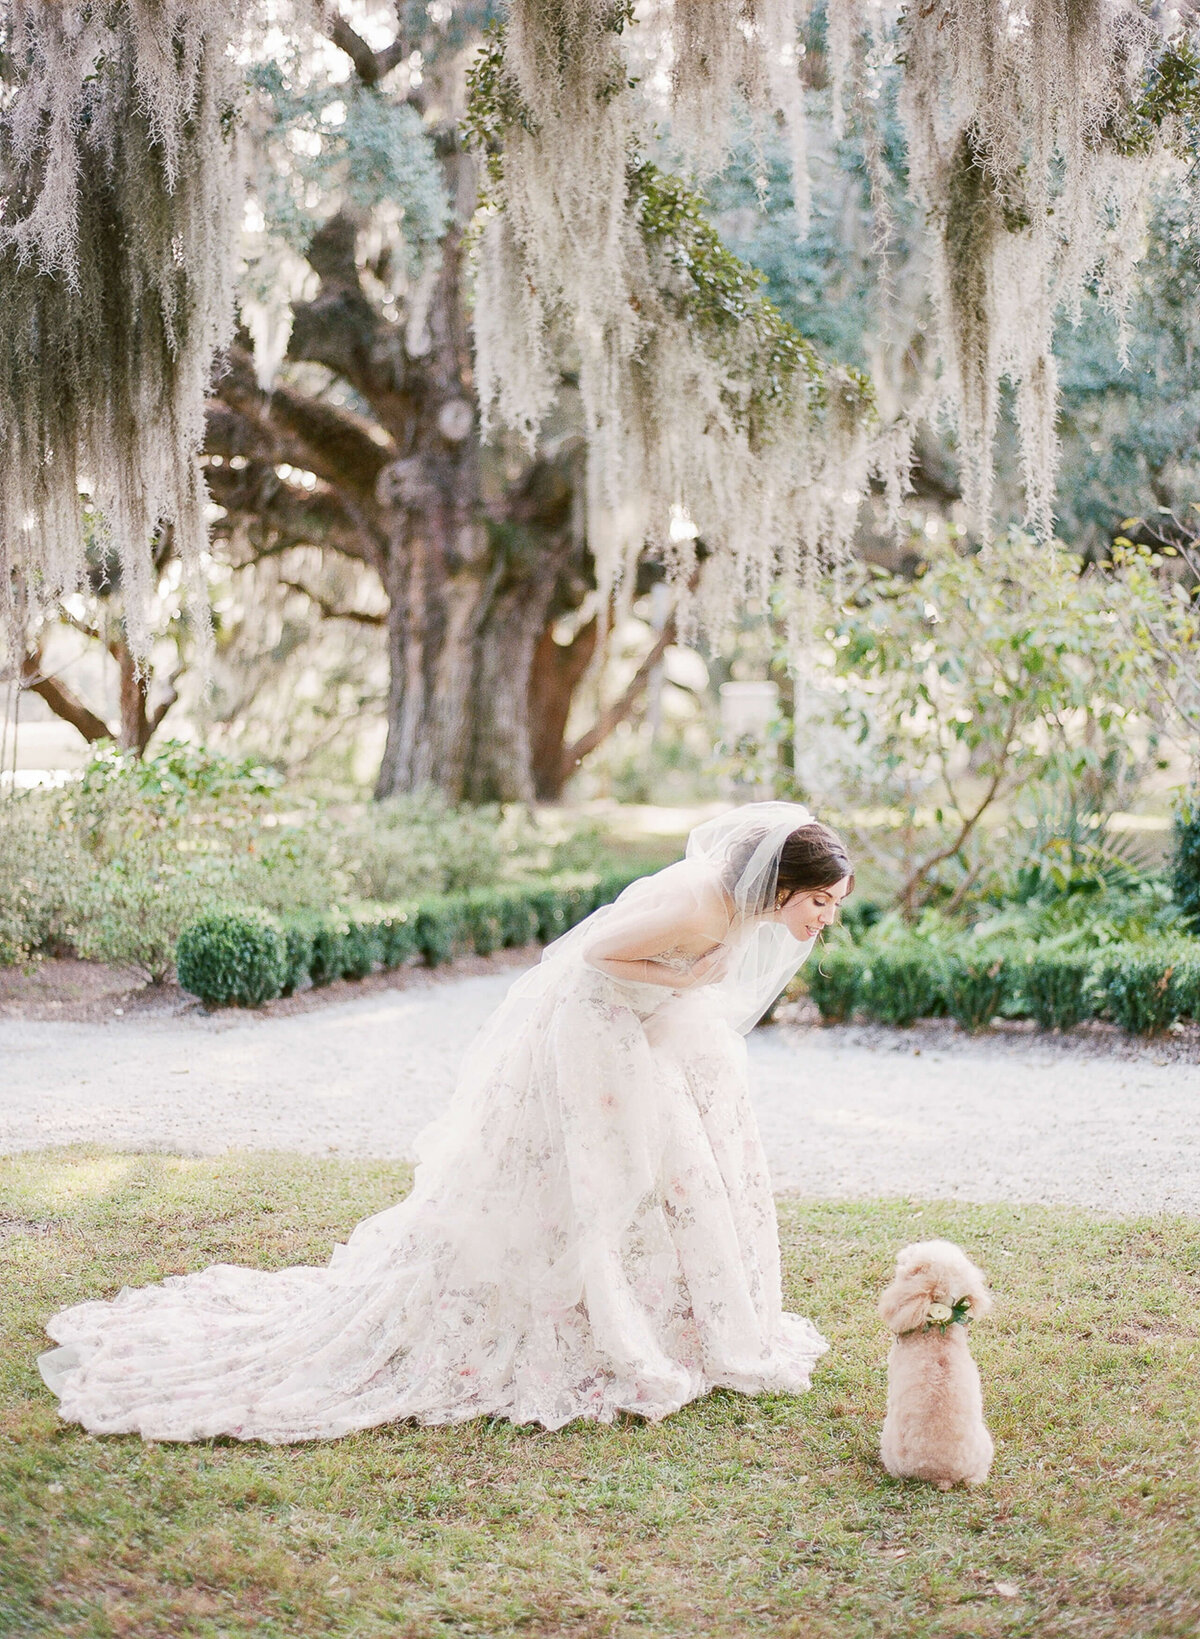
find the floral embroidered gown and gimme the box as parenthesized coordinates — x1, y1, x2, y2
(40, 857, 829, 1441)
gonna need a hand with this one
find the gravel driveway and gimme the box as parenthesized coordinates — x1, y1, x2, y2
(2, 966, 1197, 1214)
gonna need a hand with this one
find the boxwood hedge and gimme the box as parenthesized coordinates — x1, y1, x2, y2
(177, 869, 643, 1008)
(801, 936, 1199, 1037)
(176, 908, 288, 1008)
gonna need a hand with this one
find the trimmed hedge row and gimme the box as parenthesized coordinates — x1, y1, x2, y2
(177, 869, 643, 1008)
(801, 938, 1200, 1036)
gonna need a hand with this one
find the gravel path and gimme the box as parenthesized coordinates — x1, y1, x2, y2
(2, 966, 1198, 1214)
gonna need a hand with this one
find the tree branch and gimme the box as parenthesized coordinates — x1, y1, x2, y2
(899, 698, 1023, 915)
(328, 12, 408, 87)
(278, 579, 387, 626)
(561, 617, 677, 780)
(206, 461, 380, 568)
(214, 344, 393, 507)
(146, 667, 184, 740)
(20, 648, 114, 744)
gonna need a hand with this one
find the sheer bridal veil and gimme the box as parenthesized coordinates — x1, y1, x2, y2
(520, 800, 821, 1036)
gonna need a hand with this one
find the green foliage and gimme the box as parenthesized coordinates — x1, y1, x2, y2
(1019, 950, 1098, 1032)
(1172, 794, 1200, 935)
(792, 537, 1193, 915)
(248, 63, 449, 270)
(0, 754, 613, 981)
(1113, 37, 1200, 155)
(377, 909, 420, 969)
(943, 953, 1011, 1033)
(462, 23, 533, 195)
(74, 860, 218, 984)
(1054, 188, 1200, 556)
(461, 890, 505, 956)
(857, 943, 948, 1027)
(799, 917, 1200, 1037)
(631, 160, 845, 420)
(462, 25, 874, 443)
(414, 898, 464, 967)
(175, 870, 644, 1007)
(0, 795, 81, 966)
(804, 944, 863, 1023)
(176, 910, 288, 1008)
(281, 920, 315, 996)
(1094, 944, 1200, 1036)
(346, 792, 523, 903)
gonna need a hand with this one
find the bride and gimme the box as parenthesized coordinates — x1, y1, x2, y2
(39, 802, 852, 1442)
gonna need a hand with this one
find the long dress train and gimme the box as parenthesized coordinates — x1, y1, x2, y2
(39, 947, 828, 1441)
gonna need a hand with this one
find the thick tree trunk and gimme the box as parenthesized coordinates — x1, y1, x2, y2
(528, 618, 598, 800)
(370, 209, 589, 803)
(374, 503, 581, 803)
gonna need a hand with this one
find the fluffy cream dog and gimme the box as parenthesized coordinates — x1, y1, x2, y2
(878, 1239, 994, 1489)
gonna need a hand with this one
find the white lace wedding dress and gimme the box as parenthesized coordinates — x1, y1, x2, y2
(40, 819, 830, 1442)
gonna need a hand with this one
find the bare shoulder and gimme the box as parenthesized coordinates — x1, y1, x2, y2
(672, 861, 736, 941)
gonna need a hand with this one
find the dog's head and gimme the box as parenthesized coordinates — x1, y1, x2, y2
(878, 1239, 994, 1335)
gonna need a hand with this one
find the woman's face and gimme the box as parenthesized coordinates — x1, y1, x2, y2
(777, 878, 852, 942)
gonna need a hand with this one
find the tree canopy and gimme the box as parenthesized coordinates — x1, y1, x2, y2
(0, 0, 1197, 687)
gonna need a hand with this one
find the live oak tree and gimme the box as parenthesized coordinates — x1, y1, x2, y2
(0, 4, 624, 798)
(2, 1, 1197, 791)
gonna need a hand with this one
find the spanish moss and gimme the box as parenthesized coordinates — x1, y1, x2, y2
(0, 2, 241, 661)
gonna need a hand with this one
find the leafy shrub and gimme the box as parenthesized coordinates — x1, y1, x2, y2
(1019, 949, 1098, 1030)
(176, 910, 288, 1007)
(497, 890, 539, 948)
(527, 885, 571, 944)
(347, 792, 521, 902)
(75, 856, 223, 983)
(377, 909, 419, 968)
(176, 871, 644, 1006)
(944, 954, 1012, 1033)
(415, 897, 465, 966)
(805, 945, 863, 1022)
(840, 899, 885, 943)
(1095, 945, 1200, 1035)
(857, 944, 948, 1027)
(462, 890, 505, 956)
(307, 914, 349, 986)
(0, 796, 81, 965)
(1172, 795, 1200, 934)
(340, 913, 383, 979)
(281, 920, 315, 995)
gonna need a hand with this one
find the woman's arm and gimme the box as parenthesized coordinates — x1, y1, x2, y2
(590, 946, 730, 989)
(580, 872, 733, 988)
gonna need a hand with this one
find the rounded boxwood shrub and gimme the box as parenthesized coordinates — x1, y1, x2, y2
(415, 897, 463, 966)
(177, 909, 288, 1007)
(528, 886, 569, 944)
(307, 914, 348, 987)
(1095, 944, 1197, 1035)
(805, 945, 863, 1022)
(281, 920, 315, 996)
(497, 890, 539, 948)
(857, 944, 948, 1027)
(944, 953, 1012, 1033)
(378, 908, 418, 968)
(463, 890, 505, 956)
(339, 914, 382, 979)
(1020, 948, 1097, 1031)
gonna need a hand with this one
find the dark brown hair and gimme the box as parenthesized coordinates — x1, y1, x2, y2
(774, 822, 854, 907)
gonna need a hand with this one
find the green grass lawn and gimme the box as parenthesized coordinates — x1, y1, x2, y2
(1, 1150, 1198, 1639)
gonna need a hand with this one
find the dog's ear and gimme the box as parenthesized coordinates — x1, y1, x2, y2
(961, 1265, 994, 1319)
(878, 1269, 934, 1335)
